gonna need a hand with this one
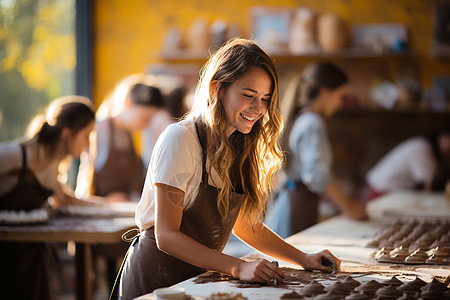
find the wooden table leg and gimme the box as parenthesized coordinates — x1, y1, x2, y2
(76, 243, 92, 300)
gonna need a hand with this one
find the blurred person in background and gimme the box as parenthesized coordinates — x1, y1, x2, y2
(141, 75, 188, 167)
(0, 95, 97, 299)
(266, 62, 367, 239)
(76, 76, 166, 202)
(364, 125, 450, 201)
(75, 76, 169, 295)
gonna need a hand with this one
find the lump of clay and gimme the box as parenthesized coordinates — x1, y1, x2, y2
(300, 280, 325, 297)
(354, 280, 383, 296)
(421, 278, 448, 293)
(324, 282, 352, 296)
(341, 276, 361, 289)
(280, 291, 304, 299)
(397, 292, 419, 300)
(426, 246, 449, 264)
(420, 285, 447, 299)
(344, 293, 370, 300)
(314, 291, 342, 300)
(405, 248, 428, 263)
(204, 292, 248, 300)
(375, 285, 403, 298)
(381, 276, 403, 286)
(398, 277, 426, 293)
(389, 246, 410, 261)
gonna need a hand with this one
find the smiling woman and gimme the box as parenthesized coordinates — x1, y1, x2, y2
(117, 38, 341, 300)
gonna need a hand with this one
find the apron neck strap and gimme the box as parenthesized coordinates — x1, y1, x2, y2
(195, 118, 209, 188)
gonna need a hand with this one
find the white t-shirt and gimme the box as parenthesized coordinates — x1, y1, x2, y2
(366, 137, 437, 192)
(135, 118, 223, 230)
(286, 111, 332, 194)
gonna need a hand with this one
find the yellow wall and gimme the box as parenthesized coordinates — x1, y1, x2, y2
(93, 0, 450, 106)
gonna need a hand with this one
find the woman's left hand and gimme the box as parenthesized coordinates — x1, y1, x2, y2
(300, 250, 341, 273)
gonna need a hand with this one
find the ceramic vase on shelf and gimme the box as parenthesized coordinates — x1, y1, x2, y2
(317, 12, 348, 52)
(289, 7, 318, 54)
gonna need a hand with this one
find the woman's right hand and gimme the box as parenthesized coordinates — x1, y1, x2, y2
(234, 259, 284, 283)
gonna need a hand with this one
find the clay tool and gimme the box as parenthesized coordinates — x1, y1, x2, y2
(271, 261, 279, 285)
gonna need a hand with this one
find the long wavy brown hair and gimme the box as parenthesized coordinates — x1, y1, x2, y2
(187, 38, 283, 226)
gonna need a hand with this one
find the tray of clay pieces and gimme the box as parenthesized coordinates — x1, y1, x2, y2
(367, 220, 450, 266)
(0, 208, 50, 225)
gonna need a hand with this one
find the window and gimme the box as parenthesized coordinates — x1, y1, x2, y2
(0, 0, 76, 141)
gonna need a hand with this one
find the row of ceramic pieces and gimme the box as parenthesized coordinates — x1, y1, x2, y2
(374, 246, 449, 265)
(278, 276, 448, 300)
(367, 222, 450, 249)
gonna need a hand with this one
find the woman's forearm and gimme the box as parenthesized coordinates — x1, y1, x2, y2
(233, 219, 306, 267)
(155, 228, 244, 277)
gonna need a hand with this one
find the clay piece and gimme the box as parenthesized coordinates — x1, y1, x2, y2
(344, 293, 371, 300)
(204, 292, 248, 300)
(404, 248, 428, 264)
(324, 281, 352, 296)
(369, 221, 450, 265)
(375, 285, 403, 298)
(381, 276, 403, 286)
(299, 280, 325, 297)
(421, 278, 448, 293)
(314, 291, 342, 300)
(397, 292, 419, 300)
(354, 280, 383, 296)
(426, 247, 449, 264)
(279, 291, 304, 299)
(398, 277, 426, 293)
(340, 276, 361, 289)
(420, 285, 448, 300)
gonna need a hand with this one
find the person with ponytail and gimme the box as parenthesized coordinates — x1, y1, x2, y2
(76, 76, 168, 203)
(266, 62, 367, 239)
(0, 95, 97, 299)
(118, 39, 341, 300)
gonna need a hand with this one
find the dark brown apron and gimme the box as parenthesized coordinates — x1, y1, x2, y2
(286, 180, 319, 235)
(93, 118, 146, 197)
(0, 145, 53, 300)
(0, 145, 53, 211)
(118, 120, 245, 300)
(284, 109, 320, 235)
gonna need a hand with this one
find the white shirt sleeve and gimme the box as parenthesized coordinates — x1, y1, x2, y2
(289, 113, 332, 194)
(135, 120, 203, 229)
(408, 139, 436, 183)
(151, 123, 201, 193)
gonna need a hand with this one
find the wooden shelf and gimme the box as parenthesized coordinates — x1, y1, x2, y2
(160, 48, 416, 61)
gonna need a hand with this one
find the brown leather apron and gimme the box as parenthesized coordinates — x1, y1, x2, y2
(0, 145, 53, 300)
(93, 118, 146, 197)
(118, 120, 245, 300)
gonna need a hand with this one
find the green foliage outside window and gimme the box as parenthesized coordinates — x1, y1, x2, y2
(0, 0, 75, 141)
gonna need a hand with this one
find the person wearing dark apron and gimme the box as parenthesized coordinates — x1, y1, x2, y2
(267, 62, 367, 239)
(119, 122, 245, 298)
(93, 118, 146, 198)
(0, 145, 54, 300)
(0, 96, 96, 300)
(93, 117, 147, 294)
(118, 39, 342, 300)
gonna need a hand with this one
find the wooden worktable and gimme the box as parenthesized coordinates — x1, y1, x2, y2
(0, 203, 137, 300)
(136, 191, 450, 299)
